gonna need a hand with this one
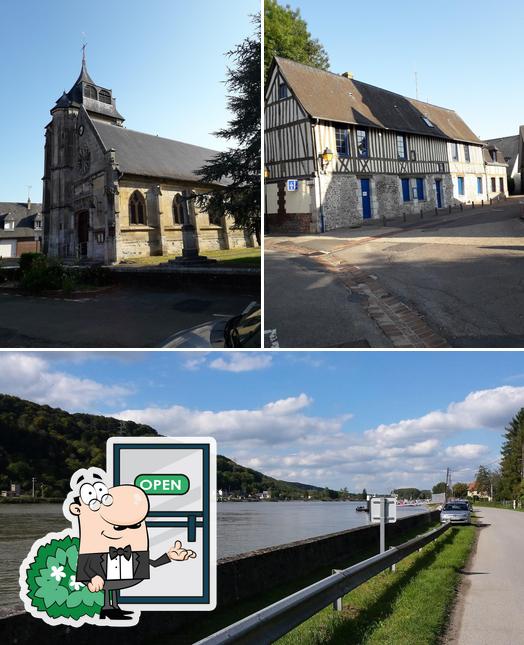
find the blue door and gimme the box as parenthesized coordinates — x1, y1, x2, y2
(435, 179, 442, 208)
(361, 179, 372, 219)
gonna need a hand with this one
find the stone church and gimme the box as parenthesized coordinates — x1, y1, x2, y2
(43, 55, 252, 262)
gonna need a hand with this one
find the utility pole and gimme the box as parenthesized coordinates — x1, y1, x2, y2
(444, 467, 452, 503)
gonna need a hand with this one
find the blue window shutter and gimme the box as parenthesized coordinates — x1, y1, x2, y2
(477, 177, 482, 194)
(402, 178, 411, 202)
(458, 177, 464, 195)
(416, 178, 424, 200)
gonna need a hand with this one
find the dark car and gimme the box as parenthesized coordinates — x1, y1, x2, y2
(160, 302, 261, 348)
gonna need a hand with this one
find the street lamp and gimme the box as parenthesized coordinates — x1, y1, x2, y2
(264, 166, 270, 179)
(319, 147, 333, 171)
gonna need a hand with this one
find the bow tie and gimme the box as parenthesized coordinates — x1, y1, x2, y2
(109, 545, 132, 560)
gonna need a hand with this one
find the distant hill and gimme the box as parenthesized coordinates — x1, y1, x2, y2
(0, 394, 340, 499)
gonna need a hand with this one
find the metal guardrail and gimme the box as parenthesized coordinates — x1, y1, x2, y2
(196, 522, 451, 645)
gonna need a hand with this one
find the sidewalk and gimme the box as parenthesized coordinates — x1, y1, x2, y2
(266, 195, 522, 253)
(446, 506, 524, 645)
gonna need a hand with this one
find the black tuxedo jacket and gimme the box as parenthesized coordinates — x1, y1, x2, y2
(76, 549, 170, 583)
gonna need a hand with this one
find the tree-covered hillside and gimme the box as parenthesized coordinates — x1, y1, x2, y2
(0, 394, 338, 500)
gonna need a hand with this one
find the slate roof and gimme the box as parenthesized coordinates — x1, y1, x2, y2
(0, 202, 42, 239)
(273, 57, 482, 145)
(483, 135, 519, 169)
(53, 58, 124, 122)
(92, 120, 223, 184)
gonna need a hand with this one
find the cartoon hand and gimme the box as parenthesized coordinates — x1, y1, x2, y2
(88, 575, 104, 592)
(168, 540, 197, 561)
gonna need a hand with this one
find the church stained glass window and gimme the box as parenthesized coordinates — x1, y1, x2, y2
(129, 191, 146, 225)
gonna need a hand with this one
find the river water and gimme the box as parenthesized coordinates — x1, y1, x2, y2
(1, 501, 428, 610)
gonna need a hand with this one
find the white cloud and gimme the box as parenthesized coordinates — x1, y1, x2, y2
(0, 353, 131, 410)
(208, 353, 273, 372)
(364, 386, 524, 447)
(113, 393, 341, 447)
(444, 444, 490, 460)
(112, 385, 520, 491)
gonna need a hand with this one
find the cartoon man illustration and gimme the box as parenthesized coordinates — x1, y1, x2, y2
(69, 471, 196, 621)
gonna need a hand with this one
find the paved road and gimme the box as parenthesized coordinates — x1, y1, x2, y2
(264, 249, 391, 347)
(449, 507, 524, 645)
(0, 286, 255, 347)
(266, 199, 524, 347)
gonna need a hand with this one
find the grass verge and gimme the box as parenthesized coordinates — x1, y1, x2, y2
(473, 501, 523, 512)
(277, 525, 476, 645)
(118, 247, 260, 267)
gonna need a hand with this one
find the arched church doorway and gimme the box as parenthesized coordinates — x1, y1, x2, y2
(76, 210, 89, 257)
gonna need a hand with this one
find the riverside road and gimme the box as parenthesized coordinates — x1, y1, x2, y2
(265, 198, 524, 347)
(447, 506, 524, 645)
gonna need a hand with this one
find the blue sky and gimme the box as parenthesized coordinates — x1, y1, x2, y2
(0, 0, 258, 202)
(2, 351, 524, 492)
(291, 0, 522, 142)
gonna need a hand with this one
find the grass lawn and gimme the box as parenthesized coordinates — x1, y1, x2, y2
(118, 247, 260, 268)
(277, 524, 476, 645)
(474, 500, 523, 512)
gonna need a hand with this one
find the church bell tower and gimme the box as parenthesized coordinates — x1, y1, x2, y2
(42, 51, 124, 257)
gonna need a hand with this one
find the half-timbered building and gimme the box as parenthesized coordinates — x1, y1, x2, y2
(265, 57, 507, 233)
(43, 55, 253, 262)
(483, 132, 522, 194)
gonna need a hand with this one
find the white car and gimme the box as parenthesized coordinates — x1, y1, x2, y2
(440, 502, 471, 524)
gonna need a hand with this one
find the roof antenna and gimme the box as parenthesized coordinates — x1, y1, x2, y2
(414, 71, 419, 100)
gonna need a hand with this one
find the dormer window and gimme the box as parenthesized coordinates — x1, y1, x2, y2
(34, 216, 43, 231)
(4, 217, 15, 231)
(422, 116, 434, 128)
(99, 89, 111, 105)
(84, 84, 97, 100)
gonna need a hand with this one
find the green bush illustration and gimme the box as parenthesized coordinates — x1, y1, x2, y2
(26, 535, 104, 620)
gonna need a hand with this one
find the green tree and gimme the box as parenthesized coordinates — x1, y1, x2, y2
(498, 408, 524, 500)
(195, 15, 261, 244)
(475, 465, 492, 496)
(452, 482, 469, 499)
(264, 0, 329, 78)
(393, 487, 421, 500)
(432, 482, 448, 494)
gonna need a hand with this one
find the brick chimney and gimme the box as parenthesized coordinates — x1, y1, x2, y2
(341, 72, 354, 79)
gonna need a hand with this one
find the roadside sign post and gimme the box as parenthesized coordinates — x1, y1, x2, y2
(369, 496, 397, 570)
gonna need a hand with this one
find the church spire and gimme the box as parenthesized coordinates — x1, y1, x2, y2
(51, 49, 125, 125)
(74, 45, 95, 86)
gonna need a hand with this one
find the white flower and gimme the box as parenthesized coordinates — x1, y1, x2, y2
(49, 565, 66, 582)
(69, 574, 84, 591)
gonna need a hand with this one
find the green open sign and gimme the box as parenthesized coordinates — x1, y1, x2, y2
(134, 474, 190, 495)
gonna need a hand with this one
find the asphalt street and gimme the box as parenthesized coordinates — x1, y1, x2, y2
(264, 249, 391, 347)
(266, 199, 524, 347)
(448, 507, 524, 645)
(0, 286, 255, 347)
